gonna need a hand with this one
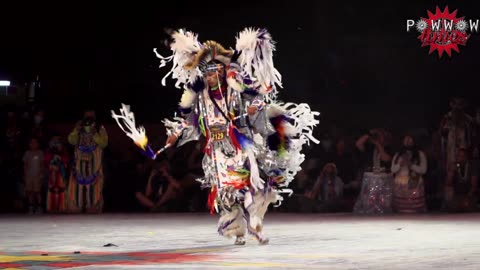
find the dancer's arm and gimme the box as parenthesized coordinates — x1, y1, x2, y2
(164, 83, 200, 147)
(410, 151, 428, 175)
(391, 153, 401, 174)
(93, 125, 109, 149)
(374, 141, 392, 162)
(226, 61, 265, 116)
(67, 121, 82, 145)
(355, 134, 370, 152)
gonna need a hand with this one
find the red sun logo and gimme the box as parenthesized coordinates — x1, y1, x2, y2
(418, 6, 470, 58)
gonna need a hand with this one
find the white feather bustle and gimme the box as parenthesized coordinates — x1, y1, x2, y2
(266, 103, 286, 118)
(154, 29, 202, 88)
(246, 146, 264, 191)
(235, 27, 282, 101)
(235, 28, 261, 52)
(170, 30, 201, 54)
(179, 88, 198, 109)
(282, 122, 297, 137)
(257, 84, 271, 95)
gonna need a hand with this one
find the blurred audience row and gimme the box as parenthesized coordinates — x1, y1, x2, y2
(1, 96, 479, 214)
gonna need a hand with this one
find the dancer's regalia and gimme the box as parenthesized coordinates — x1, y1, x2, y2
(112, 28, 319, 245)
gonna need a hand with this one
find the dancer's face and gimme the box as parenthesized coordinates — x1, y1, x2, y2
(206, 71, 219, 88)
(205, 66, 225, 88)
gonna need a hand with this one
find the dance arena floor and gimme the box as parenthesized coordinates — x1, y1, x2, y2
(1, 213, 480, 269)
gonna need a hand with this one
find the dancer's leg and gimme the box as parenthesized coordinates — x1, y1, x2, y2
(245, 189, 277, 245)
(217, 206, 247, 245)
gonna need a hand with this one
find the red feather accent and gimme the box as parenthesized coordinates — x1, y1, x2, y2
(203, 129, 212, 155)
(222, 179, 250, 190)
(228, 125, 241, 151)
(207, 186, 217, 215)
(277, 121, 286, 153)
(227, 71, 236, 78)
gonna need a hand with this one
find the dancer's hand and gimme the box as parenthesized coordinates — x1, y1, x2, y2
(247, 106, 258, 115)
(166, 134, 178, 145)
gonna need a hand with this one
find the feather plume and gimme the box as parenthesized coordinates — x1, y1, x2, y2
(235, 27, 282, 101)
(153, 29, 202, 88)
(179, 88, 198, 109)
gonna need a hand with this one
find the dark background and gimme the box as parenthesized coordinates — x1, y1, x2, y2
(1, 0, 479, 132)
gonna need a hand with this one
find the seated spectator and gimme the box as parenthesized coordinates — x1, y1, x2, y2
(327, 137, 355, 184)
(324, 137, 358, 209)
(168, 141, 205, 211)
(318, 132, 335, 164)
(280, 158, 319, 213)
(183, 141, 207, 211)
(135, 158, 181, 212)
(305, 163, 346, 212)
